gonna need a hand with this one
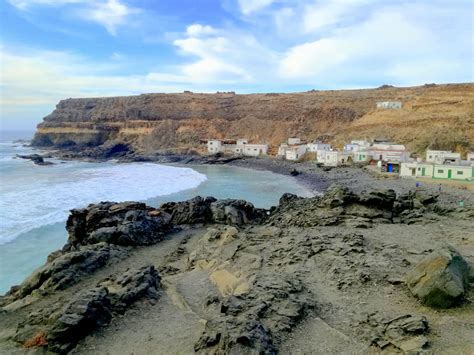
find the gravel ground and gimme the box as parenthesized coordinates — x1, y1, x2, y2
(226, 157, 474, 208)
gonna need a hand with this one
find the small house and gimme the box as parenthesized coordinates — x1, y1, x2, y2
(369, 143, 410, 162)
(285, 145, 307, 161)
(376, 101, 402, 109)
(401, 162, 473, 181)
(287, 138, 301, 145)
(353, 150, 369, 163)
(426, 150, 461, 164)
(207, 140, 223, 153)
(467, 152, 474, 163)
(432, 164, 473, 181)
(241, 144, 268, 157)
(307, 142, 332, 152)
(319, 151, 351, 166)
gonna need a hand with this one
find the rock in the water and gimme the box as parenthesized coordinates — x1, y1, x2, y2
(16, 153, 54, 165)
(405, 245, 470, 308)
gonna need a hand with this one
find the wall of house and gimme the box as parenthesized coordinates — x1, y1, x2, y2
(242, 144, 268, 156)
(324, 152, 338, 166)
(207, 140, 222, 153)
(433, 165, 472, 180)
(288, 138, 301, 145)
(354, 151, 368, 162)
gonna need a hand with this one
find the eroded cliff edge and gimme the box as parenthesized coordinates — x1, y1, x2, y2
(31, 83, 474, 155)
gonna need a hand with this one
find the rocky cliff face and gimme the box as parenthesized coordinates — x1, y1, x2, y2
(32, 83, 474, 155)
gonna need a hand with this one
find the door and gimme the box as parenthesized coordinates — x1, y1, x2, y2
(448, 170, 452, 179)
(421, 167, 425, 176)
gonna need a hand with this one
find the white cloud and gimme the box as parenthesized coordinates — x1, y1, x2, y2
(238, 0, 274, 15)
(278, 5, 471, 85)
(186, 24, 216, 37)
(79, 0, 140, 36)
(169, 25, 276, 83)
(7, 0, 86, 11)
(8, 0, 139, 36)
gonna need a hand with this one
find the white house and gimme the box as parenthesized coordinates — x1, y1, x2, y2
(277, 143, 289, 157)
(318, 150, 352, 166)
(369, 143, 410, 162)
(207, 140, 223, 153)
(307, 142, 332, 152)
(467, 152, 474, 163)
(400, 162, 434, 178)
(376, 101, 402, 109)
(240, 144, 268, 157)
(426, 150, 461, 164)
(352, 150, 370, 163)
(285, 145, 307, 161)
(401, 162, 473, 181)
(287, 138, 301, 145)
(433, 164, 473, 181)
(207, 139, 267, 157)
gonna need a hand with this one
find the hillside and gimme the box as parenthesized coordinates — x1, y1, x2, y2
(32, 83, 474, 156)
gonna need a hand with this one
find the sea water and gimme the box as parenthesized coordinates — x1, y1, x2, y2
(0, 131, 312, 294)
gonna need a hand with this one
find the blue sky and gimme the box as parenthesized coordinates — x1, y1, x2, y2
(0, 0, 473, 130)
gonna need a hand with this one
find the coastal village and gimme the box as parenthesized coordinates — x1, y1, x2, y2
(204, 100, 474, 183)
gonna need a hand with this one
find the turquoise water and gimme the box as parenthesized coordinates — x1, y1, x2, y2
(0, 132, 312, 294)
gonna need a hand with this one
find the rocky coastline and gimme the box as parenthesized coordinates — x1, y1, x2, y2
(1, 184, 473, 354)
(27, 143, 474, 208)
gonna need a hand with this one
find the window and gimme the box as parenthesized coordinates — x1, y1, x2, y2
(457, 171, 463, 175)
(417, 167, 421, 171)
(438, 169, 444, 173)
(428, 155, 432, 159)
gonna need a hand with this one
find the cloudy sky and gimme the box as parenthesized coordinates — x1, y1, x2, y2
(0, 0, 472, 130)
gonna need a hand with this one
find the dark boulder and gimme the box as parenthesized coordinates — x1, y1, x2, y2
(3, 244, 128, 302)
(160, 196, 216, 224)
(65, 202, 171, 250)
(13, 265, 161, 353)
(210, 199, 266, 226)
(406, 245, 470, 308)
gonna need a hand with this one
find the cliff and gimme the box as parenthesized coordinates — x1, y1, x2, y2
(32, 83, 474, 155)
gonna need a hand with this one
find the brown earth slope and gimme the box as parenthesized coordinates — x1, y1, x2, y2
(32, 83, 474, 156)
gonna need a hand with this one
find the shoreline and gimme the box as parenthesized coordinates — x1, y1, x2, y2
(16, 144, 474, 207)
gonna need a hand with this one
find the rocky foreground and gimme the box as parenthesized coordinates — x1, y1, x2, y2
(1, 186, 473, 354)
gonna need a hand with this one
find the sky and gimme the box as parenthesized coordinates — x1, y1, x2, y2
(0, 0, 473, 131)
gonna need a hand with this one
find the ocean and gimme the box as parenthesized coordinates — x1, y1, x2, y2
(0, 131, 312, 294)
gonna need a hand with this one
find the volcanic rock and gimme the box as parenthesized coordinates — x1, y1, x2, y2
(405, 245, 470, 308)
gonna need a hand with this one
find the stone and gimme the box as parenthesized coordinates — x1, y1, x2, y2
(65, 202, 171, 249)
(406, 245, 470, 308)
(160, 196, 216, 225)
(3, 244, 128, 302)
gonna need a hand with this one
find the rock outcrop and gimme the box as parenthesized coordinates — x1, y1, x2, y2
(14, 266, 160, 353)
(1, 186, 472, 354)
(267, 185, 439, 228)
(405, 245, 470, 308)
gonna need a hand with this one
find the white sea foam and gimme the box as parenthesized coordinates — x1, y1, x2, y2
(0, 161, 207, 244)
